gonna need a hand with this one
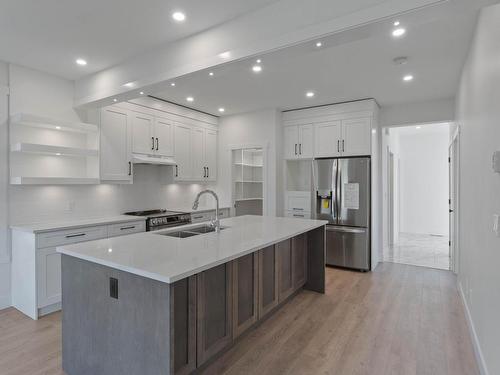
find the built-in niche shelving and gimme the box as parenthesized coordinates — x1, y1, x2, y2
(9, 113, 100, 185)
(232, 148, 264, 215)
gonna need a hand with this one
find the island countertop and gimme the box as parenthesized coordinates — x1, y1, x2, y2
(57, 215, 327, 284)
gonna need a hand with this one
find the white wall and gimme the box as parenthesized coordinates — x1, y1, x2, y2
(379, 98, 455, 127)
(456, 4, 500, 374)
(397, 125, 450, 236)
(0, 61, 10, 308)
(216, 109, 282, 216)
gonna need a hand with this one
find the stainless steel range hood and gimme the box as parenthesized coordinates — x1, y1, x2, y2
(132, 154, 176, 166)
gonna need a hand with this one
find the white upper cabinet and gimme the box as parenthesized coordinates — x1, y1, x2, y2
(341, 117, 371, 156)
(173, 123, 192, 180)
(100, 107, 132, 182)
(284, 124, 313, 159)
(132, 112, 155, 155)
(205, 130, 217, 181)
(191, 127, 205, 180)
(314, 120, 342, 157)
(174, 123, 218, 182)
(131, 111, 173, 157)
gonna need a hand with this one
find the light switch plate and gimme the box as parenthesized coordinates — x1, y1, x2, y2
(493, 151, 500, 173)
(494, 214, 500, 237)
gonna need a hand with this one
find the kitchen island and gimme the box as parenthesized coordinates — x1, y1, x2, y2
(57, 215, 327, 375)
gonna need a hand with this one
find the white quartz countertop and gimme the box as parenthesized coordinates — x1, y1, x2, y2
(57, 215, 327, 284)
(10, 215, 146, 234)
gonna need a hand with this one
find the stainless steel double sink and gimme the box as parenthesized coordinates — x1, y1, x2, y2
(156, 224, 228, 238)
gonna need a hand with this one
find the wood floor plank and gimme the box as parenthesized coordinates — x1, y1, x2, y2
(0, 263, 479, 375)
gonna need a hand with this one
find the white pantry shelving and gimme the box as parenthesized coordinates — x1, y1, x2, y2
(9, 113, 100, 185)
(232, 148, 264, 216)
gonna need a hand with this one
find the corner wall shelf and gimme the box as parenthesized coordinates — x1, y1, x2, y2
(11, 143, 99, 157)
(11, 113, 98, 133)
(10, 177, 100, 185)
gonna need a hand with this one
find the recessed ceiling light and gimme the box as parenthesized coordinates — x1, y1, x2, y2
(172, 12, 186, 22)
(123, 82, 135, 88)
(108, 248, 113, 253)
(218, 107, 225, 113)
(252, 65, 262, 73)
(306, 91, 315, 98)
(219, 51, 231, 59)
(393, 21, 400, 26)
(416, 126, 421, 129)
(403, 74, 414, 81)
(170, 82, 176, 87)
(56, 153, 61, 156)
(316, 41, 323, 48)
(256, 59, 261, 63)
(209, 72, 214, 76)
(75, 58, 87, 66)
(392, 28, 406, 37)
(139, 91, 144, 95)
(186, 96, 194, 102)
(55, 126, 61, 130)
(113, 98, 118, 102)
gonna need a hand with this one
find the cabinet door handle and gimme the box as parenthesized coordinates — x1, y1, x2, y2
(207, 167, 209, 178)
(193, 215, 204, 220)
(203, 167, 206, 178)
(128, 161, 132, 176)
(293, 214, 305, 218)
(66, 233, 86, 238)
(337, 140, 340, 153)
(120, 226, 135, 230)
(299, 143, 302, 155)
(175, 165, 178, 177)
(151, 137, 155, 150)
(156, 137, 159, 151)
(292, 208, 304, 211)
(294, 143, 297, 155)
(342, 140, 345, 152)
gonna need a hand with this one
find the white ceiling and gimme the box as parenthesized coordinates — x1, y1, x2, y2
(151, 3, 482, 115)
(0, 0, 279, 79)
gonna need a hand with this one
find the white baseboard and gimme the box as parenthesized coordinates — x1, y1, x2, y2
(0, 294, 11, 310)
(458, 281, 489, 375)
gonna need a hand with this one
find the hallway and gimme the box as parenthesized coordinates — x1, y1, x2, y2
(384, 232, 450, 270)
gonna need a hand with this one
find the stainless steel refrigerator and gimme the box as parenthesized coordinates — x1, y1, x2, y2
(312, 157, 371, 271)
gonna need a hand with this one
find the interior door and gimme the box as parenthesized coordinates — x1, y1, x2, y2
(173, 124, 191, 180)
(314, 121, 342, 157)
(449, 138, 458, 273)
(131, 112, 154, 155)
(338, 158, 370, 227)
(284, 126, 298, 159)
(205, 130, 217, 181)
(341, 118, 371, 156)
(154, 117, 174, 156)
(298, 124, 314, 158)
(191, 127, 205, 180)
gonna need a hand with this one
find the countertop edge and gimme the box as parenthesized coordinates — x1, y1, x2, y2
(10, 216, 147, 234)
(57, 220, 327, 284)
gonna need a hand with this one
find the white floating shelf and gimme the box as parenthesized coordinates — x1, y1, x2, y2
(11, 143, 98, 157)
(10, 113, 98, 133)
(235, 180, 263, 183)
(11, 177, 100, 185)
(235, 198, 263, 202)
(234, 163, 263, 167)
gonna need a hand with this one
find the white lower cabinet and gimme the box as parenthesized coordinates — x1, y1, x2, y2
(285, 211, 311, 219)
(36, 247, 62, 310)
(11, 219, 146, 320)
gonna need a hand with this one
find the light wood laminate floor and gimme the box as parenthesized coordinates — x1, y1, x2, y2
(0, 263, 478, 375)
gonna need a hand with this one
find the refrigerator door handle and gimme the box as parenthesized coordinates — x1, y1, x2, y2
(326, 226, 366, 234)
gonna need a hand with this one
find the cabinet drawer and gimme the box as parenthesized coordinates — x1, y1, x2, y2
(191, 212, 212, 223)
(107, 220, 145, 237)
(285, 210, 311, 219)
(285, 191, 311, 212)
(37, 225, 108, 248)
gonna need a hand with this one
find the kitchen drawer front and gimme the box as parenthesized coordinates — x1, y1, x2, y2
(285, 192, 311, 212)
(285, 210, 311, 219)
(37, 225, 108, 248)
(107, 220, 145, 238)
(191, 212, 212, 224)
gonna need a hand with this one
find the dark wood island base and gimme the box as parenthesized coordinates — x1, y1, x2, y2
(61, 226, 325, 375)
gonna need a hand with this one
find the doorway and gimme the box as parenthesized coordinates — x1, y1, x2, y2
(231, 147, 264, 216)
(383, 122, 452, 270)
